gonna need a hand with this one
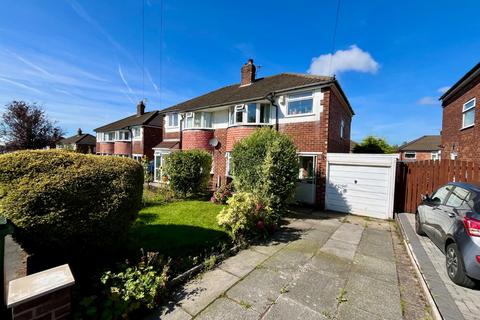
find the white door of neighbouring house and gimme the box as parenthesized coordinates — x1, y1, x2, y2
(325, 153, 398, 220)
(295, 154, 317, 205)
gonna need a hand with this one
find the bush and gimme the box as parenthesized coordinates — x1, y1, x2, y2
(211, 183, 233, 204)
(164, 150, 212, 197)
(231, 128, 298, 214)
(217, 192, 276, 240)
(0, 150, 144, 256)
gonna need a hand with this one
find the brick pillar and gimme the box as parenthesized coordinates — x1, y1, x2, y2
(7, 264, 75, 320)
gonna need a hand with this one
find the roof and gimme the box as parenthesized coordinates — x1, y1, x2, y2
(153, 141, 180, 149)
(94, 111, 159, 132)
(160, 73, 353, 114)
(398, 135, 441, 152)
(440, 62, 480, 102)
(58, 133, 96, 146)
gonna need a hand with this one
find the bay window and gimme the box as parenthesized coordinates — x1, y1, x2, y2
(462, 98, 476, 128)
(287, 91, 313, 115)
(184, 111, 213, 129)
(229, 103, 271, 125)
(260, 103, 270, 123)
(247, 103, 256, 123)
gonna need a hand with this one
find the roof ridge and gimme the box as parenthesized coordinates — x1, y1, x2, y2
(398, 135, 441, 151)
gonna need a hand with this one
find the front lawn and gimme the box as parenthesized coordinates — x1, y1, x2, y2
(129, 200, 229, 258)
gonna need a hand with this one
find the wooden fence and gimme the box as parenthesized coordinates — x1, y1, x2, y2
(395, 160, 480, 213)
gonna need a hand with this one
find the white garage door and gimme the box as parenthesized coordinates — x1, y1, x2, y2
(326, 154, 398, 220)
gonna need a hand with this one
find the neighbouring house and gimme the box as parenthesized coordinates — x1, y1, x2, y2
(154, 59, 354, 207)
(94, 101, 163, 160)
(56, 128, 96, 153)
(398, 135, 441, 161)
(440, 62, 480, 161)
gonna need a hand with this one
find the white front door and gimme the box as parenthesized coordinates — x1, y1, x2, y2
(295, 155, 316, 204)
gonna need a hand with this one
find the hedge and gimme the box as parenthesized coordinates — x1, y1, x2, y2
(0, 150, 144, 256)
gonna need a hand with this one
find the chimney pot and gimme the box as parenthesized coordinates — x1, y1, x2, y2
(240, 59, 256, 86)
(77, 128, 82, 135)
(137, 100, 146, 116)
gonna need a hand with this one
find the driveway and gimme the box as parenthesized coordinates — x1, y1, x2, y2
(398, 212, 480, 320)
(152, 212, 430, 320)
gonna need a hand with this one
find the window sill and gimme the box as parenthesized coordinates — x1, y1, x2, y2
(183, 127, 214, 131)
(228, 123, 272, 128)
(460, 124, 474, 131)
(285, 113, 315, 118)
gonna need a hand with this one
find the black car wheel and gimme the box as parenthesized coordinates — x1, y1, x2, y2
(446, 243, 476, 288)
(415, 212, 426, 236)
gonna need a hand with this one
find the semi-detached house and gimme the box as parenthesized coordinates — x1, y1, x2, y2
(154, 59, 354, 208)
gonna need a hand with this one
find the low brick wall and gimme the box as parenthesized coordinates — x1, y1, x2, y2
(11, 287, 71, 320)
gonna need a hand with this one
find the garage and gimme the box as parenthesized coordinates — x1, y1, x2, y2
(325, 153, 398, 220)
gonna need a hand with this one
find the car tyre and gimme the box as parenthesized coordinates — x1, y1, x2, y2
(446, 243, 476, 288)
(415, 212, 426, 236)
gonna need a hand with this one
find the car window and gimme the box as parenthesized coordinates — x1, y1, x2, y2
(431, 186, 451, 204)
(445, 187, 470, 208)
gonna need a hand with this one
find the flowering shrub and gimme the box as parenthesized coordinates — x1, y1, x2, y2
(217, 192, 278, 240)
(211, 183, 233, 204)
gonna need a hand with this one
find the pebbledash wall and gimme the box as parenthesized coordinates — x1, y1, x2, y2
(441, 72, 480, 162)
(160, 86, 352, 208)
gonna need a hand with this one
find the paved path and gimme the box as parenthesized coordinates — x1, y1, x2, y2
(151, 212, 406, 320)
(400, 213, 480, 320)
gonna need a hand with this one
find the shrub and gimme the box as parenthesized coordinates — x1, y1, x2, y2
(217, 192, 276, 240)
(164, 150, 212, 197)
(231, 128, 298, 214)
(0, 150, 143, 256)
(211, 183, 233, 204)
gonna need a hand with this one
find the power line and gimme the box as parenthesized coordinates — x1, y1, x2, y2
(142, 0, 145, 100)
(328, 0, 341, 77)
(159, 0, 164, 107)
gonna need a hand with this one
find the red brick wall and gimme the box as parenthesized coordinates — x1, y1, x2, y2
(143, 126, 163, 160)
(182, 130, 214, 151)
(399, 151, 434, 161)
(278, 122, 325, 153)
(225, 126, 259, 151)
(441, 74, 480, 162)
(114, 141, 131, 155)
(212, 128, 228, 188)
(326, 89, 352, 153)
(11, 287, 71, 320)
(96, 142, 114, 154)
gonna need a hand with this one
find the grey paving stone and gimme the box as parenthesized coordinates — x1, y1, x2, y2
(344, 273, 402, 320)
(302, 229, 335, 244)
(351, 254, 397, 284)
(336, 303, 385, 320)
(330, 222, 364, 245)
(173, 268, 239, 316)
(320, 238, 358, 261)
(305, 251, 351, 279)
(361, 228, 392, 246)
(219, 249, 269, 278)
(262, 296, 328, 320)
(261, 247, 313, 271)
(226, 268, 291, 314)
(250, 241, 287, 256)
(195, 297, 260, 320)
(285, 268, 346, 315)
(357, 240, 395, 261)
(149, 303, 192, 320)
(284, 237, 321, 255)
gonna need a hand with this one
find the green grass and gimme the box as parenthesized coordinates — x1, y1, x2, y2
(129, 200, 229, 257)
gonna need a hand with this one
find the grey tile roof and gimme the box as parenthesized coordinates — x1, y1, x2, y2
(160, 73, 353, 114)
(58, 133, 96, 146)
(153, 141, 180, 149)
(398, 135, 441, 151)
(94, 111, 159, 132)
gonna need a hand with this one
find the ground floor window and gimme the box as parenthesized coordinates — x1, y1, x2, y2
(404, 152, 416, 159)
(431, 151, 440, 160)
(132, 154, 143, 161)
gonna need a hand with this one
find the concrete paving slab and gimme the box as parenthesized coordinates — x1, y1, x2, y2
(195, 297, 260, 320)
(305, 252, 351, 279)
(250, 241, 287, 256)
(357, 240, 395, 261)
(351, 254, 397, 284)
(219, 249, 269, 278)
(285, 268, 346, 315)
(261, 247, 313, 271)
(173, 268, 239, 316)
(226, 268, 291, 314)
(150, 304, 192, 320)
(320, 238, 358, 261)
(361, 228, 392, 246)
(262, 296, 328, 320)
(330, 223, 364, 245)
(336, 304, 385, 320)
(344, 273, 402, 320)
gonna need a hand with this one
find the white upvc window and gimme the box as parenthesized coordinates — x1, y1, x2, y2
(96, 132, 104, 142)
(116, 130, 131, 141)
(168, 113, 179, 127)
(287, 91, 313, 116)
(462, 98, 476, 129)
(184, 112, 213, 129)
(225, 152, 232, 176)
(431, 151, 440, 160)
(104, 132, 115, 142)
(132, 154, 143, 161)
(340, 119, 345, 139)
(404, 152, 416, 159)
(228, 103, 271, 125)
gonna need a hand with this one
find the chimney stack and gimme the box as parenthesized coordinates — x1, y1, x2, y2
(137, 100, 146, 116)
(77, 128, 82, 135)
(240, 59, 256, 86)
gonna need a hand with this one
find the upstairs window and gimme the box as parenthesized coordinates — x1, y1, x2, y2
(104, 132, 115, 142)
(287, 91, 313, 115)
(168, 113, 179, 127)
(117, 131, 130, 141)
(260, 103, 270, 123)
(247, 103, 256, 123)
(132, 127, 141, 139)
(229, 103, 271, 125)
(340, 119, 345, 139)
(463, 98, 476, 128)
(184, 112, 213, 129)
(235, 105, 244, 123)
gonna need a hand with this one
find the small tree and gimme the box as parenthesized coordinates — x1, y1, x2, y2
(353, 136, 397, 154)
(231, 128, 298, 215)
(164, 150, 212, 197)
(0, 101, 64, 150)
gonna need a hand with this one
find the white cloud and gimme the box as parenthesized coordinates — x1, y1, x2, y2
(417, 96, 438, 105)
(437, 86, 450, 94)
(308, 45, 379, 76)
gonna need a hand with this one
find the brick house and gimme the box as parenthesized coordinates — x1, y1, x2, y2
(398, 135, 441, 161)
(56, 128, 96, 153)
(440, 62, 480, 161)
(94, 101, 163, 160)
(154, 59, 354, 207)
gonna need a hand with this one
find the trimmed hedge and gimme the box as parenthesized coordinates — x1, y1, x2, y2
(0, 150, 144, 255)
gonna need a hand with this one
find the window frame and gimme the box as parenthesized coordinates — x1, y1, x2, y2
(131, 126, 142, 140)
(225, 152, 232, 177)
(340, 119, 345, 139)
(462, 98, 476, 129)
(286, 91, 314, 117)
(167, 113, 179, 128)
(116, 130, 131, 141)
(431, 151, 440, 160)
(184, 111, 213, 129)
(228, 103, 271, 126)
(104, 132, 115, 142)
(404, 151, 416, 159)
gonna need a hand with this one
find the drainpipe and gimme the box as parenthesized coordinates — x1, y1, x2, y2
(125, 126, 134, 158)
(179, 113, 184, 150)
(266, 92, 279, 131)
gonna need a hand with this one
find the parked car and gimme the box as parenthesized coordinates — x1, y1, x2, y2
(416, 182, 480, 287)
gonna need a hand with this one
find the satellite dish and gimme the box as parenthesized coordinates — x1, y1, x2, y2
(209, 137, 219, 147)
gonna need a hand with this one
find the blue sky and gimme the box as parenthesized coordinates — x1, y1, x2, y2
(0, 0, 479, 144)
